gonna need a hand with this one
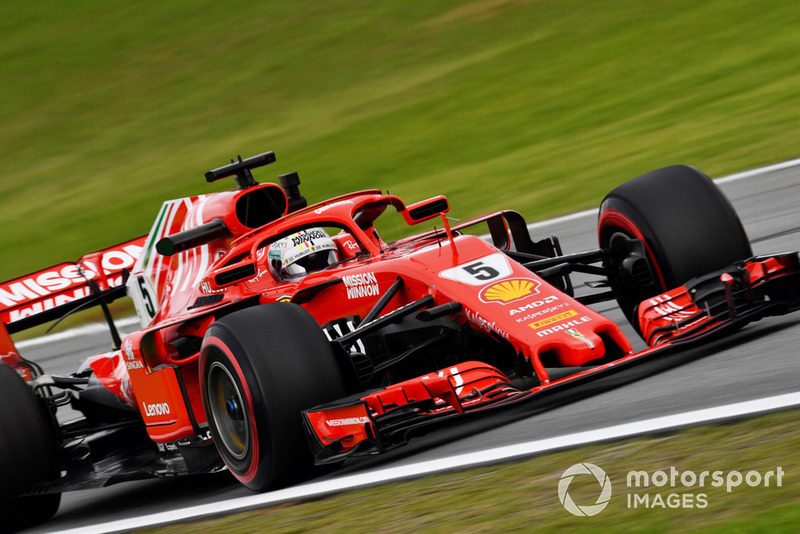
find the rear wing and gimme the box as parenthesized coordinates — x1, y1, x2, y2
(0, 237, 145, 334)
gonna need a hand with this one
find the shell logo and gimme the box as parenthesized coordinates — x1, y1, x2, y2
(479, 278, 541, 304)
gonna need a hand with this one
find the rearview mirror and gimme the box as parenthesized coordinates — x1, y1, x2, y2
(402, 196, 449, 224)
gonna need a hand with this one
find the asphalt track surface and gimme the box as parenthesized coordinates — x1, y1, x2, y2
(18, 163, 800, 533)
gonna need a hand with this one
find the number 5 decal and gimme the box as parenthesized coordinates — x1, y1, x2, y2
(438, 253, 512, 285)
(127, 273, 159, 325)
(462, 261, 500, 281)
(138, 276, 156, 318)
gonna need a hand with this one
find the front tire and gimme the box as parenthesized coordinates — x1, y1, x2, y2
(0, 364, 61, 532)
(598, 165, 752, 328)
(200, 303, 346, 491)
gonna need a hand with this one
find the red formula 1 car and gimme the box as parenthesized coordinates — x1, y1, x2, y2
(1, 152, 799, 530)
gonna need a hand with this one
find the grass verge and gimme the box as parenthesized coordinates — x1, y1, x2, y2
(3, 0, 800, 278)
(139, 409, 799, 533)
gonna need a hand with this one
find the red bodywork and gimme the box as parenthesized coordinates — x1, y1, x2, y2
(118, 188, 638, 447)
(2, 164, 799, 471)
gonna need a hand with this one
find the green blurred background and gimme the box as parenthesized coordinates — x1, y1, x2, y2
(3, 0, 800, 279)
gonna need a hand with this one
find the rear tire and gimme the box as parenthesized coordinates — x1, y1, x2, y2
(0, 365, 61, 532)
(598, 165, 752, 328)
(200, 303, 347, 491)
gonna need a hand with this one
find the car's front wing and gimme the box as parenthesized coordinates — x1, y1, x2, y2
(303, 252, 800, 465)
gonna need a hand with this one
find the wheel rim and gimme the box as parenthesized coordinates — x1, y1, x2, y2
(207, 361, 250, 461)
(602, 227, 662, 330)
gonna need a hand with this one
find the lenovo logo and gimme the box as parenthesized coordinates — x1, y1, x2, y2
(142, 401, 171, 417)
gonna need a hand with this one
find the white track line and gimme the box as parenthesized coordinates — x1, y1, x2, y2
(51, 391, 800, 534)
(714, 157, 800, 184)
(527, 157, 800, 231)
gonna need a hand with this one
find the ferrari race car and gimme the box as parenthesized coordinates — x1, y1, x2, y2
(1, 151, 799, 531)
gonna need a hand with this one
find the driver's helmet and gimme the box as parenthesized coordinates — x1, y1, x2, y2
(268, 227, 339, 280)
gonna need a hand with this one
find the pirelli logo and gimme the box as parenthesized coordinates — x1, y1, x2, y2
(528, 310, 578, 329)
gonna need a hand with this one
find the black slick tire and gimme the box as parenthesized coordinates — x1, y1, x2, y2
(0, 364, 61, 533)
(598, 165, 752, 328)
(200, 303, 346, 491)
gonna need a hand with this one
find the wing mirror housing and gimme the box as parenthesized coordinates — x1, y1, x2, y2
(401, 196, 450, 225)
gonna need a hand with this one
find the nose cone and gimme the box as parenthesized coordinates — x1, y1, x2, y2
(536, 329, 605, 367)
(528, 314, 632, 367)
